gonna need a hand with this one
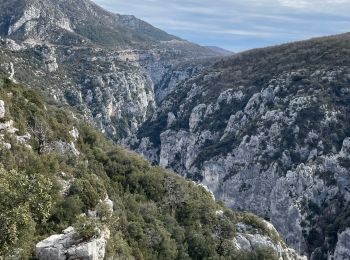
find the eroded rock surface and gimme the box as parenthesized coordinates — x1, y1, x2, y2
(35, 227, 109, 260)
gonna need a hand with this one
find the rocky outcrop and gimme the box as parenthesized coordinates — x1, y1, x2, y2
(0, 99, 33, 149)
(35, 227, 109, 260)
(0, 37, 24, 51)
(331, 229, 350, 260)
(35, 192, 114, 260)
(233, 221, 306, 260)
(44, 140, 80, 156)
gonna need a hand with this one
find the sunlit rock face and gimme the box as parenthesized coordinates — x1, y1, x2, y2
(130, 33, 350, 258)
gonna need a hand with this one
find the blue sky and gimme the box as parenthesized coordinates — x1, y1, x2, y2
(93, 0, 350, 52)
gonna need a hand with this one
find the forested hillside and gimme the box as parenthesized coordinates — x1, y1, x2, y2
(0, 78, 302, 259)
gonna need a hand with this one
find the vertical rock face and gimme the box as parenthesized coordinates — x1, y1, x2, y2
(0, 39, 217, 140)
(131, 33, 350, 257)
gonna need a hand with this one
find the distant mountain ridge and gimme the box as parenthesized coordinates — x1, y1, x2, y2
(0, 0, 177, 47)
(0, 0, 223, 58)
(205, 46, 234, 56)
(0, 0, 224, 141)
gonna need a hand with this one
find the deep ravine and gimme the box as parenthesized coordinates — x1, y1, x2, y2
(0, 0, 349, 259)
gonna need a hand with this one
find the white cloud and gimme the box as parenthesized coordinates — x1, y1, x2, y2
(279, 0, 350, 10)
(92, 0, 350, 52)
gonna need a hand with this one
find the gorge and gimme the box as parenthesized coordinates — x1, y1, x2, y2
(0, 0, 349, 259)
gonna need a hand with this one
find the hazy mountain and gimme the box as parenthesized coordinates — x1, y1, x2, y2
(205, 46, 234, 56)
(0, 0, 174, 47)
(0, 0, 224, 56)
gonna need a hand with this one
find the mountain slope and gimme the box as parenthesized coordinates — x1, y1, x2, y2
(115, 13, 181, 42)
(0, 0, 218, 55)
(205, 46, 234, 56)
(0, 0, 223, 141)
(0, 0, 177, 47)
(0, 78, 304, 260)
(130, 33, 350, 259)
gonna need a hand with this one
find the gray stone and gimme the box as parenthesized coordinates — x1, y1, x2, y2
(233, 222, 307, 260)
(332, 229, 350, 260)
(35, 227, 109, 260)
(69, 127, 80, 140)
(45, 141, 80, 156)
(0, 100, 5, 119)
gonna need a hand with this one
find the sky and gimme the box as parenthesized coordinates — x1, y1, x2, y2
(93, 0, 350, 52)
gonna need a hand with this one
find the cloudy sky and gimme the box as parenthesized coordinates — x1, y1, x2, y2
(93, 0, 350, 52)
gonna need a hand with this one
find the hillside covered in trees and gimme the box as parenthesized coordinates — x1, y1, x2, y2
(0, 78, 303, 259)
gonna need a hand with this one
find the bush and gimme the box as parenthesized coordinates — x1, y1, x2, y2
(69, 179, 101, 210)
(0, 166, 53, 258)
(74, 215, 99, 241)
(50, 196, 84, 226)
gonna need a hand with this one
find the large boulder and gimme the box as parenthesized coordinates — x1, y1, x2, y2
(35, 227, 109, 260)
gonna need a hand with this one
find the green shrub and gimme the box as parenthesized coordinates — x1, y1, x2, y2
(69, 179, 102, 210)
(74, 215, 99, 241)
(0, 166, 53, 258)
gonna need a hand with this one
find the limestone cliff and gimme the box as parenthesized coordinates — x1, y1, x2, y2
(131, 33, 350, 259)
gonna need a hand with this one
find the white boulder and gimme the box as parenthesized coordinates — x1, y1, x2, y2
(0, 100, 5, 119)
(35, 227, 108, 260)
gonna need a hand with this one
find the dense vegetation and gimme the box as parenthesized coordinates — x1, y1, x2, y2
(0, 78, 282, 259)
